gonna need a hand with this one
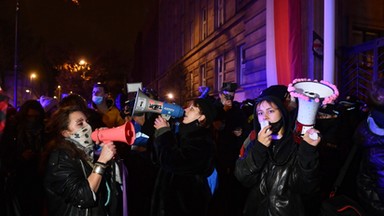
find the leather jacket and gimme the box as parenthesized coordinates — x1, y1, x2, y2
(44, 148, 110, 216)
(235, 138, 319, 216)
(355, 118, 384, 215)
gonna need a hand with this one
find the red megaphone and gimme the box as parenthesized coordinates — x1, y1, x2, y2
(91, 121, 136, 145)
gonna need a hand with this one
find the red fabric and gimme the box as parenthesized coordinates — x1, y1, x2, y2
(274, 0, 302, 85)
(239, 130, 257, 158)
(250, 130, 256, 141)
(289, 0, 303, 79)
(0, 101, 8, 135)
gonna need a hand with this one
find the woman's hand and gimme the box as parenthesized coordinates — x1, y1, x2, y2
(97, 142, 116, 163)
(303, 128, 321, 147)
(257, 125, 273, 147)
(93, 127, 108, 145)
(154, 116, 169, 130)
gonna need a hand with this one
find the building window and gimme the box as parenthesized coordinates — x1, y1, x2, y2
(238, 44, 246, 84)
(216, 0, 225, 28)
(351, 28, 381, 45)
(201, 8, 207, 40)
(200, 65, 206, 86)
(216, 55, 224, 91)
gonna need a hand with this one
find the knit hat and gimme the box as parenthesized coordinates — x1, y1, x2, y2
(259, 85, 289, 103)
(195, 98, 217, 125)
(39, 96, 58, 113)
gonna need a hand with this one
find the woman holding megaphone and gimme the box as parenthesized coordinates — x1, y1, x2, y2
(151, 98, 216, 216)
(44, 106, 121, 216)
(235, 95, 321, 216)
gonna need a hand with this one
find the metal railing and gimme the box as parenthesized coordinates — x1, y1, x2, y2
(340, 38, 384, 102)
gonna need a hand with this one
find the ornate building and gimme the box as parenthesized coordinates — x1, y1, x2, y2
(133, 0, 384, 104)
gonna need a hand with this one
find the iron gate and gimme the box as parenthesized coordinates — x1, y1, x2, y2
(340, 37, 384, 102)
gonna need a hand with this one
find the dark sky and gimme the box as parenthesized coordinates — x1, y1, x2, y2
(0, 0, 154, 62)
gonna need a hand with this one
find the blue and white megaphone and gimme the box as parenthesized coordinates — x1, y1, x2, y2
(132, 89, 184, 120)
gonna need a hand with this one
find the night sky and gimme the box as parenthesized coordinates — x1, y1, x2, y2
(0, 0, 154, 73)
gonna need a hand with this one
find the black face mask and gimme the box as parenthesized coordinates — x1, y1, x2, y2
(269, 118, 283, 134)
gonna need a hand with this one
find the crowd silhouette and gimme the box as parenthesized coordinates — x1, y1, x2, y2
(0, 78, 383, 216)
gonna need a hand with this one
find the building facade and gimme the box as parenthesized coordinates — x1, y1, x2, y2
(134, 0, 384, 104)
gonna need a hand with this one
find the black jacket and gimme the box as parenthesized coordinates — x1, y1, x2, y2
(235, 139, 319, 216)
(151, 121, 214, 216)
(234, 96, 319, 216)
(355, 117, 384, 215)
(44, 143, 119, 216)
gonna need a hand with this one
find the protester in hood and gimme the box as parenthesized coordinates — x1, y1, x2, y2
(235, 95, 321, 216)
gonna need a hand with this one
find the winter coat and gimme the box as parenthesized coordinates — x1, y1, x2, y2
(92, 97, 125, 128)
(44, 141, 120, 216)
(150, 121, 214, 216)
(355, 116, 384, 215)
(234, 95, 319, 216)
(235, 138, 319, 216)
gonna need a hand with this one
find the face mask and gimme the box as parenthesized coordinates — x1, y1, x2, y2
(92, 96, 103, 105)
(269, 118, 283, 135)
(69, 122, 94, 149)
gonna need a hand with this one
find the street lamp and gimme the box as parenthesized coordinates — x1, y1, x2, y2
(167, 93, 174, 100)
(78, 59, 91, 80)
(25, 89, 31, 100)
(57, 85, 62, 100)
(79, 59, 86, 66)
(30, 72, 37, 82)
(30, 72, 37, 98)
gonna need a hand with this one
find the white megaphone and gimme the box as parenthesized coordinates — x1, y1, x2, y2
(132, 89, 184, 120)
(288, 79, 339, 142)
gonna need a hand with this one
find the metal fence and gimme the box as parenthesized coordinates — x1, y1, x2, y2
(340, 37, 384, 102)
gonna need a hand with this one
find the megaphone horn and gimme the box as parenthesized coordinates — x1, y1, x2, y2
(91, 121, 136, 145)
(132, 89, 184, 119)
(288, 79, 339, 141)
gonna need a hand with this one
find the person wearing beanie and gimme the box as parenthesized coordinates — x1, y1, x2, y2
(235, 95, 321, 216)
(355, 77, 384, 215)
(150, 98, 216, 216)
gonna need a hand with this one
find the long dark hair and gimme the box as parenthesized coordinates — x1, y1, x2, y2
(45, 106, 88, 159)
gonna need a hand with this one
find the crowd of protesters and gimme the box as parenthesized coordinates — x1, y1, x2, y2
(0, 77, 382, 216)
